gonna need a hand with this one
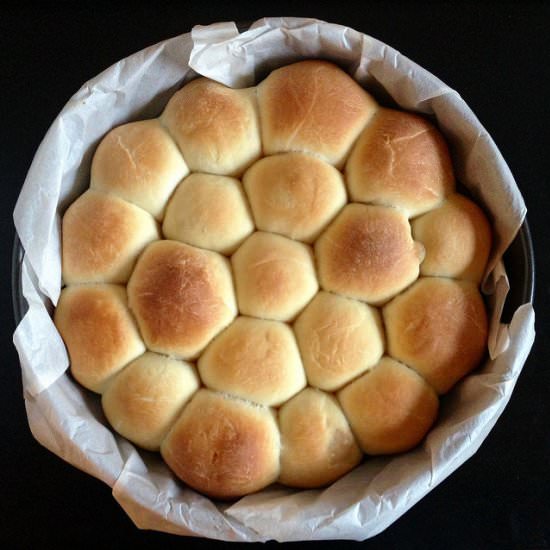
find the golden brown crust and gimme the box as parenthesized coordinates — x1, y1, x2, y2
(127, 240, 237, 359)
(412, 193, 492, 282)
(278, 388, 362, 488)
(56, 65, 493, 498)
(383, 277, 488, 394)
(198, 316, 306, 406)
(161, 78, 261, 176)
(257, 60, 379, 167)
(90, 119, 189, 220)
(101, 352, 200, 451)
(242, 152, 347, 242)
(231, 231, 318, 321)
(162, 173, 254, 255)
(338, 357, 439, 455)
(160, 390, 280, 500)
(315, 203, 424, 304)
(345, 108, 455, 217)
(61, 190, 159, 284)
(54, 284, 145, 394)
(293, 291, 384, 391)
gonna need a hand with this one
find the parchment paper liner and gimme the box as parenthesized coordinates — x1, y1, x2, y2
(13, 17, 535, 541)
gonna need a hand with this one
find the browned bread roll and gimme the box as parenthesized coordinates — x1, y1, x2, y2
(90, 118, 189, 220)
(61, 189, 159, 284)
(231, 231, 318, 321)
(162, 173, 254, 255)
(338, 357, 439, 454)
(55, 59, 492, 499)
(127, 240, 237, 359)
(293, 291, 384, 391)
(412, 193, 492, 282)
(101, 352, 199, 450)
(258, 60, 378, 167)
(161, 78, 261, 176)
(278, 388, 362, 488)
(315, 203, 425, 304)
(383, 277, 488, 394)
(54, 284, 145, 393)
(346, 108, 455, 217)
(160, 390, 280, 500)
(198, 316, 306, 406)
(242, 152, 347, 243)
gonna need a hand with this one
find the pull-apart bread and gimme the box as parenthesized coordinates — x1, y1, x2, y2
(55, 59, 491, 499)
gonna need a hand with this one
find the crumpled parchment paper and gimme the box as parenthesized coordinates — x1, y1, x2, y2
(12, 17, 535, 542)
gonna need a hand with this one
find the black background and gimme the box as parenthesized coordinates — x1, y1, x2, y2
(2, 3, 549, 548)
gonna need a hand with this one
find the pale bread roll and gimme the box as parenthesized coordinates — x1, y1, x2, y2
(90, 119, 189, 220)
(315, 203, 424, 304)
(242, 152, 347, 243)
(346, 108, 455, 217)
(412, 193, 492, 282)
(160, 390, 280, 500)
(383, 277, 488, 394)
(278, 388, 362, 488)
(61, 189, 159, 284)
(161, 78, 261, 176)
(293, 291, 384, 391)
(257, 60, 378, 167)
(338, 357, 439, 455)
(127, 240, 237, 360)
(54, 284, 145, 394)
(162, 173, 254, 255)
(198, 316, 306, 406)
(102, 352, 200, 451)
(231, 231, 318, 321)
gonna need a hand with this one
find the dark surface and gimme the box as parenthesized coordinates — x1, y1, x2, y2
(2, 3, 549, 548)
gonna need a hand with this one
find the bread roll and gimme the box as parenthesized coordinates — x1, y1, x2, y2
(257, 60, 378, 167)
(162, 173, 254, 255)
(127, 240, 237, 359)
(383, 277, 488, 394)
(242, 152, 347, 243)
(198, 316, 306, 406)
(61, 189, 159, 284)
(54, 284, 145, 393)
(338, 357, 439, 454)
(90, 119, 189, 220)
(231, 231, 318, 321)
(160, 390, 280, 500)
(412, 193, 492, 282)
(293, 291, 384, 391)
(161, 78, 261, 176)
(346, 108, 455, 217)
(315, 203, 424, 304)
(278, 388, 362, 488)
(101, 352, 199, 451)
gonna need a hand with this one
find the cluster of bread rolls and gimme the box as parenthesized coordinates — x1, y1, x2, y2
(54, 60, 491, 500)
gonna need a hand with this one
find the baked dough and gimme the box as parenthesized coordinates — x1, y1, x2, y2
(315, 203, 425, 304)
(127, 240, 237, 359)
(198, 316, 306, 406)
(55, 59, 491, 499)
(346, 107, 455, 217)
(293, 291, 384, 391)
(55, 284, 145, 393)
(102, 352, 199, 450)
(338, 357, 439, 454)
(160, 390, 280, 500)
(279, 388, 362, 487)
(383, 277, 488, 394)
